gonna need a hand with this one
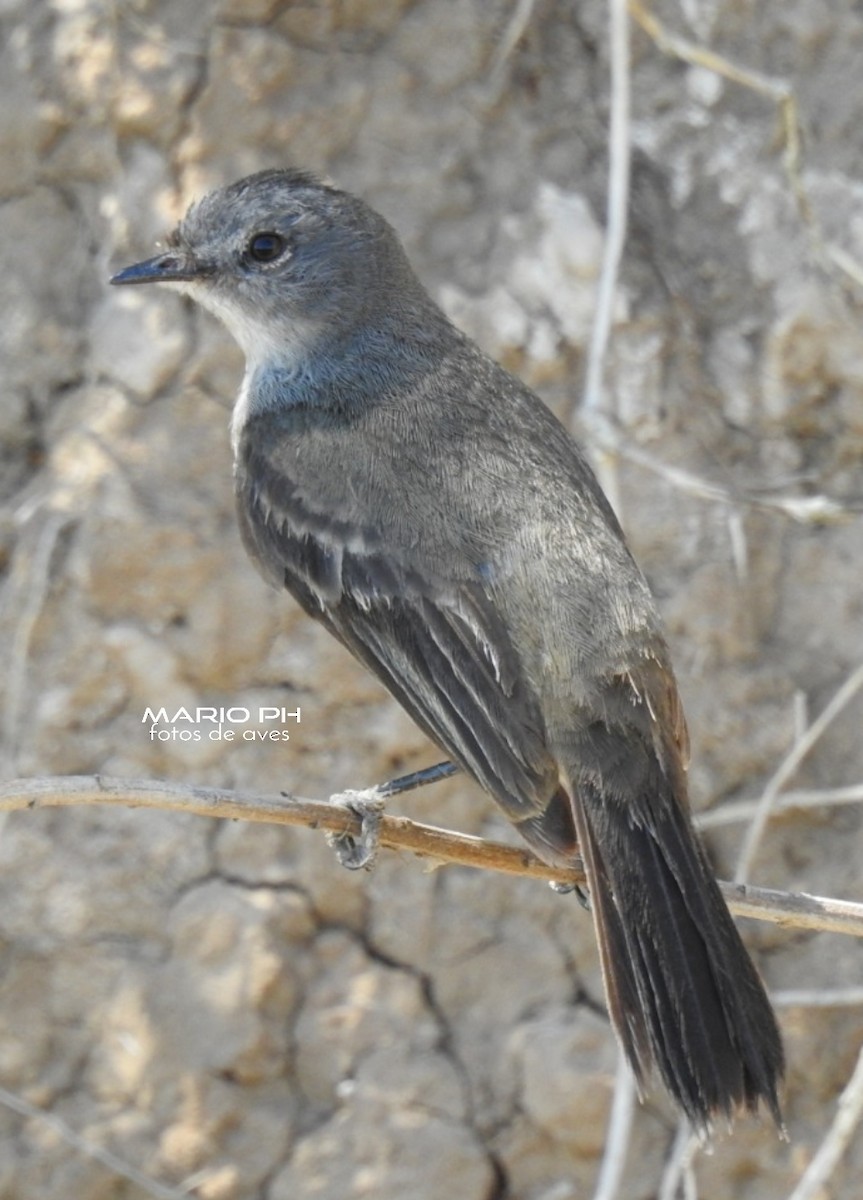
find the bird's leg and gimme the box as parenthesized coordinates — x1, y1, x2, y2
(378, 759, 459, 798)
(326, 760, 459, 870)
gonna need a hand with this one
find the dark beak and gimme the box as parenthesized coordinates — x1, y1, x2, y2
(110, 250, 214, 286)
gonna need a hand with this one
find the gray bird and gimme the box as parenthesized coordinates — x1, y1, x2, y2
(111, 168, 784, 1129)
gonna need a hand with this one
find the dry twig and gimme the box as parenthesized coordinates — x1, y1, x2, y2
(773, 988, 863, 1009)
(579, 413, 849, 527)
(735, 661, 863, 883)
(0, 1084, 189, 1200)
(0, 511, 74, 777)
(696, 784, 863, 830)
(591, 1051, 637, 1200)
(657, 1122, 698, 1200)
(786, 1044, 863, 1200)
(1, 774, 862, 938)
(488, 0, 537, 81)
(582, 0, 632, 518)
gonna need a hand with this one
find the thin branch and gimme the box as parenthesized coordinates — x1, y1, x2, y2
(658, 1123, 698, 1200)
(0, 1084, 190, 1200)
(591, 1051, 636, 1200)
(2, 775, 863, 938)
(579, 414, 850, 526)
(582, 0, 632, 517)
(696, 784, 863, 830)
(488, 0, 537, 81)
(723, 881, 863, 939)
(0, 511, 74, 776)
(735, 660, 863, 883)
(773, 988, 863, 1009)
(583, 0, 631, 416)
(786, 1044, 863, 1200)
(0, 773, 569, 882)
(630, 1, 795, 101)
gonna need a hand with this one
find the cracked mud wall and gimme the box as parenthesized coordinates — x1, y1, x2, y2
(1, 2, 862, 1198)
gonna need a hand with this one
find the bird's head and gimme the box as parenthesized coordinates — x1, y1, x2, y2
(111, 168, 419, 367)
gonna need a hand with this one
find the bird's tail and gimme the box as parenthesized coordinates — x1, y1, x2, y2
(563, 764, 784, 1130)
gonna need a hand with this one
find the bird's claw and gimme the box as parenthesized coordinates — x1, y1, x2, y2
(326, 788, 386, 870)
(549, 880, 592, 911)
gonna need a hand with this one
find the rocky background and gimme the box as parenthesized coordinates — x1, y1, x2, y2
(1, 1, 862, 1197)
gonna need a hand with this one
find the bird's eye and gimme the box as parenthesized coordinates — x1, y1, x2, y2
(247, 232, 287, 263)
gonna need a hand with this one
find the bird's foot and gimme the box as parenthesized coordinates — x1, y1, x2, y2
(326, 788, 386, 870)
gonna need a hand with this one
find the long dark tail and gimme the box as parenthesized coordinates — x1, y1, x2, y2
(563, 767, 784, 1130)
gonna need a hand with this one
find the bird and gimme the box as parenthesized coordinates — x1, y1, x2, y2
(111, 167, 784, 1130)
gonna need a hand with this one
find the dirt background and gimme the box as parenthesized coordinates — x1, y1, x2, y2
(1, 1, 863, 1198)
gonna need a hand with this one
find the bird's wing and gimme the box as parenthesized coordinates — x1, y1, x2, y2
(236, 470, 558, 821)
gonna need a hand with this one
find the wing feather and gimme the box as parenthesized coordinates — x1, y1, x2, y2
(238, 479, 557, 818)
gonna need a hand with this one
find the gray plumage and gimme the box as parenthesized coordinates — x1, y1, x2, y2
(112, 168, 784, 1129)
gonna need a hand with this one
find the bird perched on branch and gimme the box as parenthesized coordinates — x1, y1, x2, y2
(112, 168, 784, 1130)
